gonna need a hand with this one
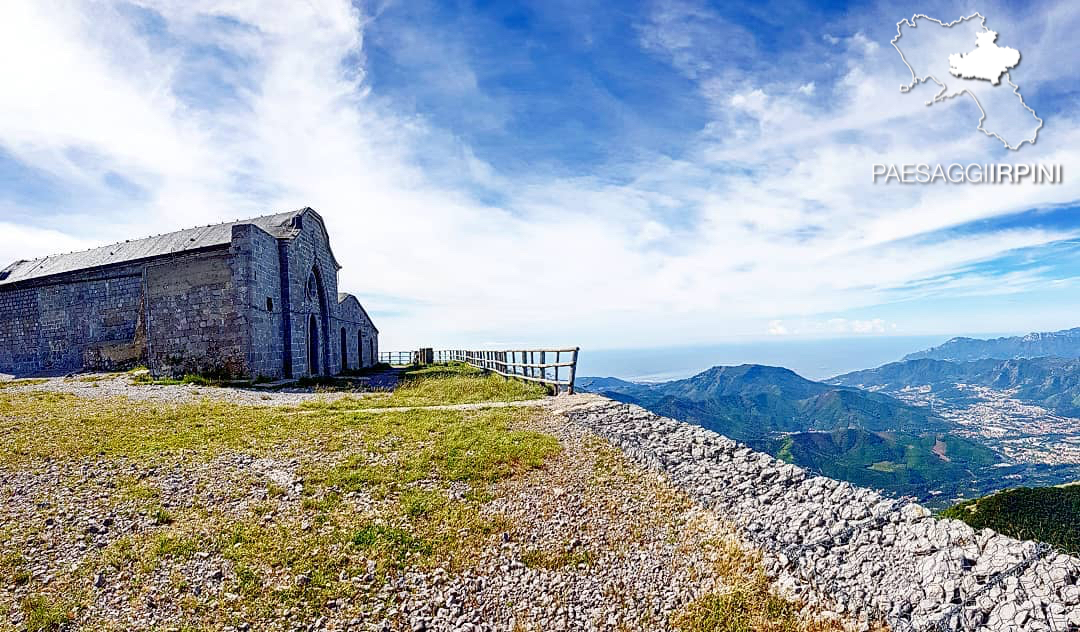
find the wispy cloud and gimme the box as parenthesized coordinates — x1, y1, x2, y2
(1, 0, 1079, 349)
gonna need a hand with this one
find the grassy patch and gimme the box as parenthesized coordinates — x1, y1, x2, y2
(0, 378, 48, 386)
(1, 549, 30, 586)
(313, 407, 560, 492)
(116, 475, 162, 501)
(399, 488, 449, 518)
(21, 594, 78, 631)
(70, 373, 121, 383)
(130, 373, 224, 387)
(1, 369, 562, 625)
(351, 523, 434, 565)
(673, 580, 801, 632)
(671, 539, 845, 632)
(151, 506, 175, 525)
(310, 362, 548, 409)
(0, 389, 556, 467)
(208, 489, 509, 618)
(521, 545, 593, 570)
(102, 537, 139, 570)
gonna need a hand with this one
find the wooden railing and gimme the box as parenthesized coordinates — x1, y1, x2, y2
(379, 351, 417, 366)
(379, 347, 581, 394)
(449, 348, 580, 394)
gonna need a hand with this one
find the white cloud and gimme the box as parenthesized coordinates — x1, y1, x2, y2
(767, 320, 789, 335)
(0, 223, 93, 264)
(765, 318, 897, 336)
(730, 89, 768, 113)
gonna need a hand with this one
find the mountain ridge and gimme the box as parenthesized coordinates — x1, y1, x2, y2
(829, 356, 1080, 418)
(902, 327, 1080, 362)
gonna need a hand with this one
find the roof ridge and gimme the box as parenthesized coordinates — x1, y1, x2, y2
(1, 208, 315, 286)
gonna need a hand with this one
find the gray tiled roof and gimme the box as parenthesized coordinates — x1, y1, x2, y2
(0, 209, 308, 286)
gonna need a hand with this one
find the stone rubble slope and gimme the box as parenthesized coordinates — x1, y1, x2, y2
(553, 396, 1080, 631)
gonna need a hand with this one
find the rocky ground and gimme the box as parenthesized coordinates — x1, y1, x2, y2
(558, 398, 1080, 631)
(0, 375, 848, 632)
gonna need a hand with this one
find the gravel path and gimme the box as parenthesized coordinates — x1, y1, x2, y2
(0, 373, 383, 406)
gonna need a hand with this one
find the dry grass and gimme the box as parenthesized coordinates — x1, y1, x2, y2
(307, 362, 549, 409)
(0, 378, 47, 389)
(672, 538, 847, 632)
(0, 389, 557, 467)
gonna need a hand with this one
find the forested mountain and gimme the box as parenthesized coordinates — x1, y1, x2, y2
(829, 356, 1080, 417)
(578, 364, 950, 439)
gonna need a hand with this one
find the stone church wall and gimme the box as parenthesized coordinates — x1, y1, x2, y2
(0, 264, 145, 375)
(144, 249, 247, 377)
(335, 296, 379, 371)
(230, 224, 285, 379)
(281, 213, 342, 378)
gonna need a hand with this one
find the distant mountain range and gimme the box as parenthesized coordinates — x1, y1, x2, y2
(829, 356, 1080, 418)
(577, 365, 999, 499)
(579, 365, 949, 437)
(578, 327, 1080, 503)
(902, 327, 1080, 362)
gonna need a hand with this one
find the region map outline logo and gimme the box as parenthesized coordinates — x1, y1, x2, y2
(891, 12, 1043, 151)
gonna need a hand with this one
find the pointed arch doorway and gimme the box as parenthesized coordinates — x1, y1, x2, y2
(340, 327, 348, 371)
(308, 315, 320, 375)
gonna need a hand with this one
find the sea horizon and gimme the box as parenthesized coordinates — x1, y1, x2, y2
(575, 334, 1015, 383)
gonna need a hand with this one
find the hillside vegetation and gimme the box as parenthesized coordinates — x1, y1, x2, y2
(941, 485, 1080, 555)
(758, 429, 997, 498)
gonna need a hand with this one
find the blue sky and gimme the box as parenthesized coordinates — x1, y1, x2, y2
(1, 0, 1080, 350)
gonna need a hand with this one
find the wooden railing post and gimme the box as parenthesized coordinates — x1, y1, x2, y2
(568, 347, 579, 394)
(554, 350, 560, 394)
